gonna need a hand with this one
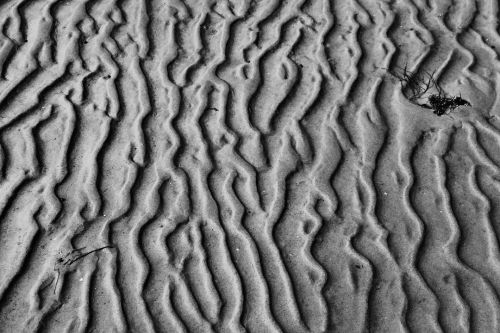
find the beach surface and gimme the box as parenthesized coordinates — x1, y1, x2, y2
(1, 1, 500, 332)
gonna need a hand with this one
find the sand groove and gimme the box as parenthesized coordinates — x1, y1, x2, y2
(1, 0, 500, 332)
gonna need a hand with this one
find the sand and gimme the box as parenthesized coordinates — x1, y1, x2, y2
(0, 0, 500, 332)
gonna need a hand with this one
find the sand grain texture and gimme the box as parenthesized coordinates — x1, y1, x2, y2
(0, 0, 500, 332)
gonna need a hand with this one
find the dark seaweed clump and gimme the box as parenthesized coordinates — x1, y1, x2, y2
(426, 94, 471, 116)
(391, 64, 471, 116)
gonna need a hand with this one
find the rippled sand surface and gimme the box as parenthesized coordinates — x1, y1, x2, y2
(1, 1, 500, 332)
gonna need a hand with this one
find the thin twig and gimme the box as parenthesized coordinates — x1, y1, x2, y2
(66, 245, 113, 266)
(53, 245, 113, 294)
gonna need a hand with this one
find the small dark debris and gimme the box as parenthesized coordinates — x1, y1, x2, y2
(424, 94, 471, 116)
(53, 245, 113, 294)
(390, 63, 471, 116)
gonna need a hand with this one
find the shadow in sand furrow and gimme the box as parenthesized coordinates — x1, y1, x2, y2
(367, 88, 450, 333)
(467, 5, 500, 68)
(138, 178, 181, 333)
(108, 167, 156, 332)
(117, 167, 231, 332)
(182, 15, 220, 87)
(197, 220, 247, 333)
(409, 127, 500, 332)
(247, 21, 302, 136)
(0, 0, 91, 124)
(391, 135, 445, 332)
(184, 223, 225, 323)
(272, 167, 330, 332)
(174, 106, 264, 332)
(256, 135, 319, 333)
(136, 6, 232, 326)
(115, 168, 171, 332)
(331, 133, 407, 333)
(471, 121, 500, 172)
(87, 248, 127, 333)
(54, 95, 107, 222)
(0, 106, 72, 311)
(247, 29, 331, 330)
(310, 128, 363, 331)
(0, 107, 54, 229)
(0, 35, 17, 80)
(354, 88, 422, 333)
(443, 126, 500, 296)
(162, 224, 224, 332)
(210, 169, 281, 332)
(139, 180, 193, 332)
(154, 33, 255, 328)
(0, 211, 115, 332)
(0, 140, 6, 180)
(126, 57, 151, 167)
(409, 129, 472, 333)
(29, 99, 71, 223)
(309, 2, 407, 332)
